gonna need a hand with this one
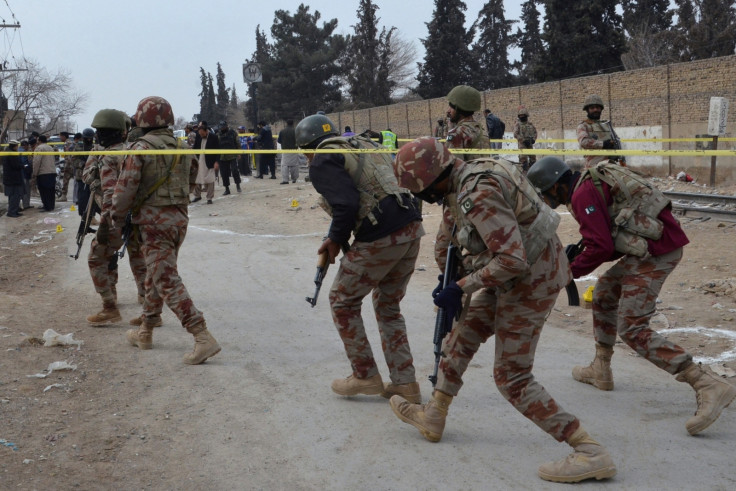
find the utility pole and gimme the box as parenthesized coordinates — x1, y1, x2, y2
(0, 21, 24, 142)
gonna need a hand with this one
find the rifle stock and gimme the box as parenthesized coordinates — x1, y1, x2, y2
(429, 240, 460, 387)
(306, 250, 330, 308)
(116, 212, 133, 259)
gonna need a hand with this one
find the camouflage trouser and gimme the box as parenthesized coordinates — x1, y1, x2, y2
(127, 227, 147, 299)
(517, 141, 536, 172)
(436, 288, 580, 442)
(87, 226, 123, 305)
(328, 231, 421, 384)
(592, 247, 691, 374)
(139, 224, 205, 334)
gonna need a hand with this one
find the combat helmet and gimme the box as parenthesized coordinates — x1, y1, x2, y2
(447, 85, 481, 113)
(527, 156, 571, 192)
(82, 128, 95, 139)
(91, 109, 128, 133)
(134, 96, 174, 128)
(393, 137, 456, 194)
(295, 114, 338, 149)
(518, 106, 529, 117)
(583, 94, 605, 111)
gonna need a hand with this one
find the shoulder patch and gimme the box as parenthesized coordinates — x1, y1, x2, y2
(461, 197, 474, 214)
(585, 205, 596, 214)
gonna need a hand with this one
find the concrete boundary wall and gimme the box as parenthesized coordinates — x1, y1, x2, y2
(322, 55, 736, 184)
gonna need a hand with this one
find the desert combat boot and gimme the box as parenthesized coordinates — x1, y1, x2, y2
(572, 343, 614, 390)
(331, 373, 383, 397)
(126, 324, 153, 350)
(87, 302, 122, 327)
(129, 314, 163, 328)
(675, 361, 736, 435)
(390, 390, 452, 442)
(538, 427, 617, 483)
(381, 381, 422, 404)
(183, 327, 221, 365)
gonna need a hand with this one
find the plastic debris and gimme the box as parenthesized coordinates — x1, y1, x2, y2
(42, 329, 83, 350)
(43, 217, 61, 225)
(27, 361, 78, 379)
(0, 439, 18, 451)
(22, 459, 33, 464)
(43, 384, 65, 393)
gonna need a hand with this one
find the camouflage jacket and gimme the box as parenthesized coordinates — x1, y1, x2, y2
(97, 143, 126, 223)
(513, 121, 537, 144)
(577, 119, 613, 168)
(445, 117, 489, 161)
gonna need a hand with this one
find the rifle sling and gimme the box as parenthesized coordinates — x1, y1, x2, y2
(131, 154, 182, 214)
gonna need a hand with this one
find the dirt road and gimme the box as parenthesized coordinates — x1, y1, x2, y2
(1, 175, 735, 490)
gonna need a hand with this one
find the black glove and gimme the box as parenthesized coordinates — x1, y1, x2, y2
(565, 243, 579, 263)
(433, 281, 464, 322)
(432, 274, 444, 299)
(96, 221, 110, 245)
(524, 139, 533, 147)
(602, 140, 616, 149)
(530, 138, 536, 145)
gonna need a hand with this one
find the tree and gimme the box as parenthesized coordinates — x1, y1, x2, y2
(515, 0, 545, 84)
(621, 0, 673, 34)
(673, 0, 736, 61)
(345, 0, 394, 108)
(415, 0, 476, 99)
(245, 25, 272, 127)
(619, 0, 676, 69)
(198, 67, 216, 124)
(473, 0, 516, 90)
(536, 0, 627, 81)
(256, 4, 346, 120)
(386, 32, 418, 99)
(215, 62, 229, 122)
(1, 58, 87, 141)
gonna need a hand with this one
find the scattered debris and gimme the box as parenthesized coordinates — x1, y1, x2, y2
(42, 329, 83, 350)
(0, 439, 18, 451)
(43, 384, 65, 393)
(27, 361, 78, 379)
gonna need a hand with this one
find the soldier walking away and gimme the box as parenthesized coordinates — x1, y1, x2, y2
(85, 109, 146, 326)
(527, 157, 736, 435)
(513, 106, 537, 172)
(217, 120, 242, 194)
(390, 137, 617, 484)
(445, 85, 490, 161)
(296, 114, 425, 404)
(578, 94, 624, 169)
(112, 96, 221, 365)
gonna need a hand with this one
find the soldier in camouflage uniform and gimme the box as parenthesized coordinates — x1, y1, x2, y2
(577, 94, 621, 169)
(112, 96, 220, 365)
(445, 85, 490, 161)
(390, 137, 617, 484)
(528, 157, 736, 436)
(296, 114, 425, 404)
(83, 110, 148, 326)
(58, 132, 74, 201)
(513, 106, 537, 172)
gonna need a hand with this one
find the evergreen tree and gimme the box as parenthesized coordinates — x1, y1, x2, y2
(515, 0, 544, 84)
(537, 0, 626, 81)
(473, 0, 516, 90)
(197, 67, 217, 123)
(620, 1, 676, 68)
(621, 0, 673, 34)
(673, 0, 736, 61)
(215, 62, 229, 122)
(206, 73, 217, 123)
(416, 0, 476, 99)
(346, 0, 394, 108)
(257, 4, 346, 120)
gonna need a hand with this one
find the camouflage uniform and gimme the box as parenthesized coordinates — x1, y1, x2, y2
(432, 156, 580, 442)
(112, 128, 206, 335)
(513, 120, 537, 171)
(445, 117, 489, 162)
(577, 119, 615, 169)
(86, 143, 147, 307)
(60, 139, 75, 199)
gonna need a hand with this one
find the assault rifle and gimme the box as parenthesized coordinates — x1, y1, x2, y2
(116, 211, 133, 259)
(306, 240, 350, 307)
(604, 121, 626, 166)
(564, 239, 584, 306)
(70, 198, 98, 260)
(429, 239, 460, 387)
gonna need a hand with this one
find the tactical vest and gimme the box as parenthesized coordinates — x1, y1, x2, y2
(218, 129, 238, 160)
(571, 162, 670, 257)
(381, 131, 397, 150)
(316, 136, 410, 233)
(452, 120, 490, 161)
(134, 130, 189, 209)
(517, 122, 536, 140)
(446, 158, 561, 270)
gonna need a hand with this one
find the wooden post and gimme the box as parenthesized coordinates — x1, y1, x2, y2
(710, 136, 718, 187)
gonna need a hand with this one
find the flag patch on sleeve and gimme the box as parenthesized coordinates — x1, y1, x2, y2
(585, 205, 596, 214)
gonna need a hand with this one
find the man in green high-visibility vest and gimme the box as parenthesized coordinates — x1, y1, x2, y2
(381, 128, 397, 155)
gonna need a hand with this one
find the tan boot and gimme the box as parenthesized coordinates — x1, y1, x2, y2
(331, 373, 383, 396)
(538, 427, 617, 483)
(390, 390, 452, 442)
(126, 325, 153, 350)
(381, 381, 421, 404)
(675, 362, 736, 435)
(87, 304, 122, 326)
(129, 314, 163, 328)
(572, 343, 614, 390)
(183, 329, 221, 365)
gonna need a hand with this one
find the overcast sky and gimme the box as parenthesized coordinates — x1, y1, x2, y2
(1, 1, 522, 131)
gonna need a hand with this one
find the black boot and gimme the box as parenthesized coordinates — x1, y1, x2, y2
(236, 183, 241, 192)
(223, 186, 231, 196)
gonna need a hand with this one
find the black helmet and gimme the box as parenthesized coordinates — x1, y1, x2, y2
(527, 157, 571, 192)
(82, 128, 95, 139)
(295, 114, 338, 149)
